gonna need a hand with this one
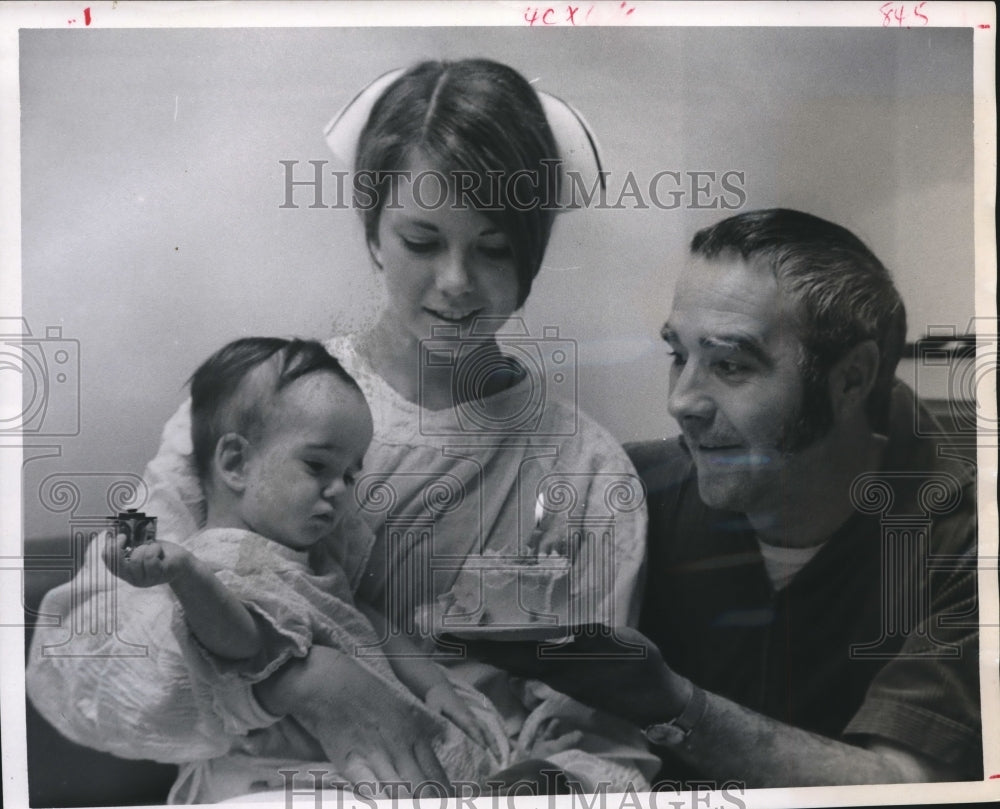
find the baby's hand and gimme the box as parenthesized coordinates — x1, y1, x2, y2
(424, 681, 500, 759)
(102, 531, 190, 588)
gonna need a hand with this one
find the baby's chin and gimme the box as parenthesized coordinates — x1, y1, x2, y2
(271, 526, 330, 551)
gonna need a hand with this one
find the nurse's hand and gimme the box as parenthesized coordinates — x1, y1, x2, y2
(255, 646, 452, 795)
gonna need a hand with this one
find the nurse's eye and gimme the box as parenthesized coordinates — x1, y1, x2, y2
(479, 243, 513, 260)
(401, 237, 438, 254)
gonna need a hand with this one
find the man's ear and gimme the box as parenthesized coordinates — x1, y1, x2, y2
(214, 433, 251, 493)
(828, 339, 880, 418)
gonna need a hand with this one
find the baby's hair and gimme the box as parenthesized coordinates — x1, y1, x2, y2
(188, 337, 362, 485)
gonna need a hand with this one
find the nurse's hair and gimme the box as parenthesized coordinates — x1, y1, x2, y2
(188, 337, 362, 485)
(690, 208, 907, 435)
(354, 59, 561, 307)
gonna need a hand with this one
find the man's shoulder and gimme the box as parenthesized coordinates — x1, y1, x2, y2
(884, 383, 976, 482)
(881, 383, 977, 544)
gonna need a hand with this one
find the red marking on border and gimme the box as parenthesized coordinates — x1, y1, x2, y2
(989, 773, 1000, 779)
(84, 7, 91, 25)
(978, 24, 991, 29)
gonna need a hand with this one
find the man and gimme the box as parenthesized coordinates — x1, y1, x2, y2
(469, 208, 980, 787)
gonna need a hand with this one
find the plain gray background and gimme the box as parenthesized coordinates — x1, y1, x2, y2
(18, 26, 973, 538)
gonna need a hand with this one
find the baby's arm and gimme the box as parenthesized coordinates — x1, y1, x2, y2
(355, 600, 443, 698)
(103, 532, 262, 661)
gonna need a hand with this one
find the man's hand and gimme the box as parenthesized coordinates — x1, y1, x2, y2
(255, 646, 453, 794)
(459, 625, 963, 786)
(102, 531, 191, 588)
(455, 624, 687, 726)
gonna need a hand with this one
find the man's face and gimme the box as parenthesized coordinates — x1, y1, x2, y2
(662, 254, 821, 514)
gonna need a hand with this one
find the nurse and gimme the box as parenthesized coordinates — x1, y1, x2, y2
(28, 59, 654, 801)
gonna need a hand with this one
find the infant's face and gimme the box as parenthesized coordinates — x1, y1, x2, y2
(238, 373, 373, 550)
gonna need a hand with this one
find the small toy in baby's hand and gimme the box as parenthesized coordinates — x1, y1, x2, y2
(108, 509, 157, 558)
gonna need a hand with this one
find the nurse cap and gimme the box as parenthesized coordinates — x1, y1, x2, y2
(323, 66, 605, 211)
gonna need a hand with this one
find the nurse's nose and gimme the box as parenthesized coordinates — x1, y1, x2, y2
(435, 250, 474, 296)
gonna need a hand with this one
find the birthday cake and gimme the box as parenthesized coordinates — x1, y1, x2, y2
(438, 551, 571, 637)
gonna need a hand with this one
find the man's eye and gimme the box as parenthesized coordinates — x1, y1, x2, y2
(304, 460, 326, 475)
(715, 360, 749, 378)
(401, 238, 437, 254)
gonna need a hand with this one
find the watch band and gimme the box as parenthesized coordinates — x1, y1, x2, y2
(643, 685, 707, 746)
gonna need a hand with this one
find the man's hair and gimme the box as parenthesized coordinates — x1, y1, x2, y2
(189, 337, 361, 484)
(690, 208, 907, 434)
(355, 58, 560, 307)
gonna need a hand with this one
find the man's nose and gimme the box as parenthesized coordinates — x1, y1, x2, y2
(667, 363, 715, 423)
(435, 250, 474, 296)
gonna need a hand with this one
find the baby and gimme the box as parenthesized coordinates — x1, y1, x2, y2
(102, 337, 505, 797)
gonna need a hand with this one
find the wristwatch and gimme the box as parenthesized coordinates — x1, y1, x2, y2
(642, 685, 707, 746)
